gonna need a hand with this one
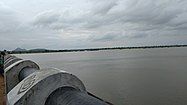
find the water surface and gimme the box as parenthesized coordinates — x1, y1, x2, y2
(16, 47, 187, 105)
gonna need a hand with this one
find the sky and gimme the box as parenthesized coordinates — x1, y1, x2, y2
(0, 0, 187, 50)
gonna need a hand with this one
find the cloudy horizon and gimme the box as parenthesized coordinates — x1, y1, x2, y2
(0, 0, 187, 50)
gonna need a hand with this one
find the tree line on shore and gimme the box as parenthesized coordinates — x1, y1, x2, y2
(3, 44, 187, 54)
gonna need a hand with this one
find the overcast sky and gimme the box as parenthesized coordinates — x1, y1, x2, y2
(0, 0, 187, 50)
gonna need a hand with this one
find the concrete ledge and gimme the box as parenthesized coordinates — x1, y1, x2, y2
(4, 56, 16, 65)
(4, 58, 22, 69)
(4, 55, 12, 61)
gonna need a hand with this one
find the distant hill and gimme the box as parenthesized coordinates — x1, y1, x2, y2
(11, 48, 49, 54)
(13, 48, 27, 52)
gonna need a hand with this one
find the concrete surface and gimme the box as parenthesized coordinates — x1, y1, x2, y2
(5, 60, 39, 93)
(8, 68, 86, 105)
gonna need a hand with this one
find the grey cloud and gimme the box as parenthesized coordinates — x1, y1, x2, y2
(31, 0, 119, 30)
(32, 11, 62, 29)
(0, 2, 21, 33)
(31, 0, 187, 44)
(90, 32, 120, 42)
(1, 0, 187, 50)
(89, 31, 148, 42)
(32, 10, 88, 30)
(130, 32, 148, 39)
(0, 3, 62, 50)
(32, 0, 187, 31)
(92, 0, 117, 15)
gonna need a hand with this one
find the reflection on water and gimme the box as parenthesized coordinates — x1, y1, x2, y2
(16, 47, 187, 105)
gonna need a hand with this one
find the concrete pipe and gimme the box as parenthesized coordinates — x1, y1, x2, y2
(18, 67, 38, 81)
(5, 60, 39, 93)
(8, 68, 87, 105)
(45, 87, 108, 105)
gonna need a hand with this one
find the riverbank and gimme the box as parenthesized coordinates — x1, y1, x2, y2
(0, 75, 5, 105)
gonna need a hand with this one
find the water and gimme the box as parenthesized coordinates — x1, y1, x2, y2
(15, 47, 187, 105)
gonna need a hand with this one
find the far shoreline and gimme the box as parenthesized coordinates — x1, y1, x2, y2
(7, 44, 187, 54)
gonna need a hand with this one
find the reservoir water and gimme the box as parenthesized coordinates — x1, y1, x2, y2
(15, 47, 187, 105)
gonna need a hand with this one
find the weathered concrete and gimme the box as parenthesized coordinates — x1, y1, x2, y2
(4, 55, 11, 61)
(45, 87, 108, 105)
(4, 58, 22, 69)
(4, 55, 13, 62)
(4, 56, 15, 65)
(18, 67, 38, 81)
(8, 68, 86, 105)
(5, 60, 39, 93)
